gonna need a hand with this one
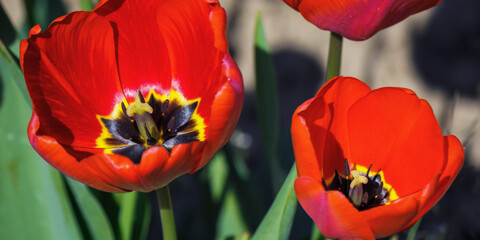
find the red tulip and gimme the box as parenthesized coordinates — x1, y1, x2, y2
(20, 0, 243, 193)
(282, 0, 442, 40)
(292, 77, 463, 239)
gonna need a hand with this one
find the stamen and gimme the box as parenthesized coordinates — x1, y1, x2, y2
(344, 159, 350, 176)
(138, 89, 146, 103)
(121, 102, 132, 120)
(161, 99, 169, 113)
(167, 117, 175, 132)
(366, 164, 373, 177)
(350, 170, 368, 189)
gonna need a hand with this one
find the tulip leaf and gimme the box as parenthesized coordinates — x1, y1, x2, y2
(116, 191, 151, 240)
(251, 164, 298, 240)
(66, 178, 115, 240)
(406, 218, 422, 240)
(216, 187, 249, 238)
(206, 151, 229, 203)
(254, 12, 283, 190)
(0, 40, 30, 105)
(0, 40, 82, 240)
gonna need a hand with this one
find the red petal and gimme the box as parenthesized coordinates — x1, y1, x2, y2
(292, 97, 328, 181)
(81, 153, 144, 191)
(404, 135, 464, 227)
(295, 0, 441, 40)
(283, 0, 302, 9)
(138, 142, 206, 191)
(22, 11, 122, 148)
(315, 77, 371, 180)
(95, 0, 229, 121)
(295, 176, 375, 239)
(197, 69, 243, 170)
(94, 0, 172, 98)
(361, 195, 420, 238)
(347, 88, 445, 196)
(28, 112, 127, 193)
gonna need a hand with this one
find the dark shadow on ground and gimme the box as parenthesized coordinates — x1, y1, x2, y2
(412, 0, 480, 98)
(411, 1, 480, 238)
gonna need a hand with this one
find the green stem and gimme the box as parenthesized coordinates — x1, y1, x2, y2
(325, 32, 343, 83)
(156, 185, 177, 240)
(406, 218, 422, 240)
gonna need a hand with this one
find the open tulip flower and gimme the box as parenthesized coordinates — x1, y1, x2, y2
(282, 0, 442, 40)
(20, 0, 243, 193)
(292, 77, 464, 239)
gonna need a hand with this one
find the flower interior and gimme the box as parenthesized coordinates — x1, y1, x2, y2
(96, 89, 206, 164)
(323, 160, 399, 211)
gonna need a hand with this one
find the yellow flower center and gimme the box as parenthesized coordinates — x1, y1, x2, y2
(323, 160, 399, 210)
(95, 89, 206, 164)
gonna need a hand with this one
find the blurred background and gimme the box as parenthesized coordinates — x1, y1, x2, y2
(1, 0, 479, 239)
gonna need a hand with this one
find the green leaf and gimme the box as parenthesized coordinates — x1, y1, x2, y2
(0, 40, 30, 105)
(406, 218, 422, 240)
(254, 12, 282, 190)
(216, 187, 249, 239)
(251, 164, 298, 240)
(116, 191, 151, 240)
(66, 179, 115, 240)
(0, 40, 82, 240)
(206, 151, 229, 203)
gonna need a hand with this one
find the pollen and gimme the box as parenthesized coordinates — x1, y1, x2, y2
(350, 170, 368, 189)
(126, 94, 153, 117)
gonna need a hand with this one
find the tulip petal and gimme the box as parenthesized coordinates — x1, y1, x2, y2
(197, 75, 243, 170)
(361, 193, 420, 238)
(138, 142, 206, 192)
(81, 153, 144, 191)
(295, 176, 375, 239)
(315, 77, 371, 180)
(28, 113, 127, 193)
(293, 98, 328, 181)
(22, 11, 123, 148)
(347, 88, 444, 196)
(295, 0, 441, 40)
(94, 0, 172, 98)
(155, 0, 228, 119)
(96, 0, 228, 121)
(404, 135, 464, 227)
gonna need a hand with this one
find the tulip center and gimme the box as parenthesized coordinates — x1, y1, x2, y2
(323, 160, 398, 211)
(96, 89, 206, 164)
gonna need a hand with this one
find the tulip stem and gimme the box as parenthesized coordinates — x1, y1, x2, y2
(325, 32, 343, 82)
(156, 185, 177, 240)
(406, 218, 422, 240)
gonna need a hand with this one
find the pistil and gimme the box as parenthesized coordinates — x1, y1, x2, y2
(126, 90, 160, 144)
(349, 170, 369, 207)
